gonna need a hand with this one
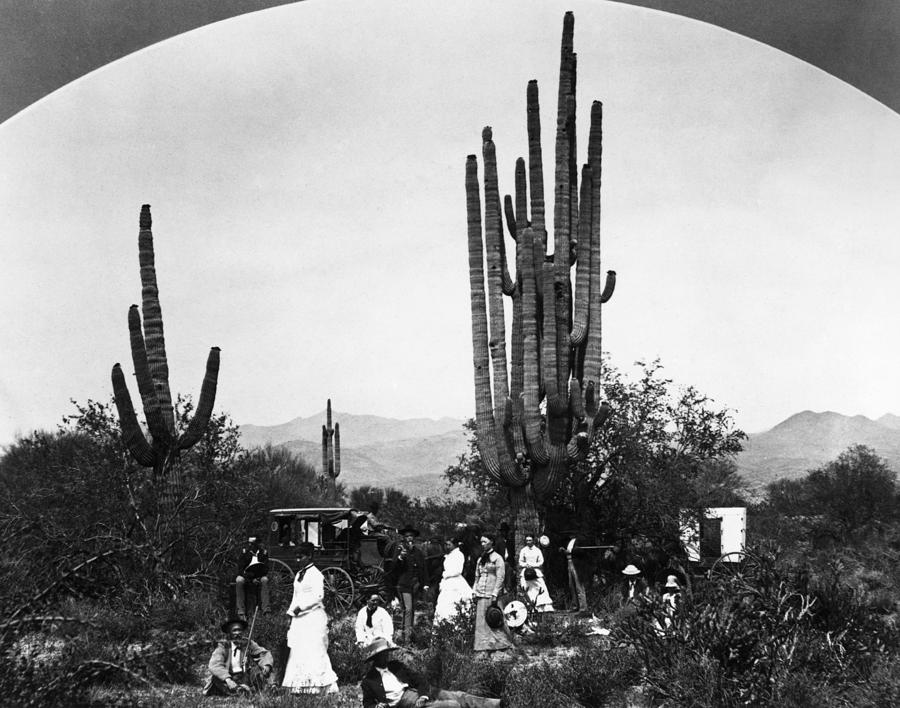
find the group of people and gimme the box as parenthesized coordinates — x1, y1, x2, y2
(213, 526, 553, 696)
(210, 540, 340, 696)
(381, 526, 559, 651)
(210, 533, 508, 704)
(620, 563, 684, 633)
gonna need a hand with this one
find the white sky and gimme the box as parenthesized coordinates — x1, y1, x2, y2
(2, 0, 900, 447)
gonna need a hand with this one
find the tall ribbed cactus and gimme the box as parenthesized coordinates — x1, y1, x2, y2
(321, 398, 341, 482)
(466, 13, 615, 542)
(111, 205, 220, 518)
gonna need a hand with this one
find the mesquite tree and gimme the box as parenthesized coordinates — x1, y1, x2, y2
(111, 204, 220, 524)
(466, 12, 615, 548)
(321, 398, 341, 484)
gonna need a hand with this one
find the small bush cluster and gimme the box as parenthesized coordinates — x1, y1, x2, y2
(502, 644, 642, 708)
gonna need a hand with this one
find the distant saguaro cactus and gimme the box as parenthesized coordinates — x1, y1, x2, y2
(322, 398, 341, 482)
(466, 12, 615, 545)
(111, 204, 220, 519)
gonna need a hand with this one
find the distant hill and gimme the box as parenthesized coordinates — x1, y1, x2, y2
(238, 412, 469, 498)
(241, 408, 900, 499)
(239, 411, 465, 449)
(737, 410, 900, 490)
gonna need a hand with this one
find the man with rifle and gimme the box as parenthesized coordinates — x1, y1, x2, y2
(202, 614, 274, 696)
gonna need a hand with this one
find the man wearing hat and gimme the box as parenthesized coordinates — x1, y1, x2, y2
(235, 535, 269, 620)
(392, 526, 429, 642)
(202, 617, 274, 696)
(620, 564, 649, 605)
(361, 638, 500, 708)
(355, 593, 396, 647)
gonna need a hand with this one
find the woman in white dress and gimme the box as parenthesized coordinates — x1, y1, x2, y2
(281, 543, 339, 695)
(433, 537, 474, 625)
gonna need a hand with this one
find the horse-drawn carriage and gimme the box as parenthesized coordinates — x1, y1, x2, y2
(266, 507, 392, 616)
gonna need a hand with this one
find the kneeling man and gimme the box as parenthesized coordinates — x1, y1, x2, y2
(361, 637, 500, 708)
(203, 618, 274, 696)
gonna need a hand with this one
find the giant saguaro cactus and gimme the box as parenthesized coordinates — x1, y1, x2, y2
(321, 398, 341, 483)
(111, 205, 220, 520)
(466, 13, 615, 541)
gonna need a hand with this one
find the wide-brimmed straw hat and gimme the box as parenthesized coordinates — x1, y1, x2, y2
(621, 564, 642, 576)
(664, 575, 681, 590)
(363, 637, 394, 661)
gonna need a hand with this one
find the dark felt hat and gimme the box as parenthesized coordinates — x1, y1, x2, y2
(485, 602, 505, 629)
(221, 617, 248, 633)
(295, 541, 316, 556)
(398, 526, 420, 537)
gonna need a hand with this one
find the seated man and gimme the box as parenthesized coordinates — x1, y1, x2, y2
(277, 516, 295, 547)
(355, 593, 395, 647)
(236, 535, 269, 619)
(361, 638, 500, 708)
(202, 618, 274, 696)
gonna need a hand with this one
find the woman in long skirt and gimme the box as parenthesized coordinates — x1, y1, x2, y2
(281, 543, 339, 694)
(473, 534, 513, 653)
(433, 537, 474, 625)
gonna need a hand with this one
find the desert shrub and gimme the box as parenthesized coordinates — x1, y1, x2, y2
(421, 603, 505, 698)
(502, 644, 642, 708)
(617, 548, 898, 706)
(328, 614, 366, 683)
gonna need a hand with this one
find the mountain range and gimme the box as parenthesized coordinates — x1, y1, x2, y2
(737, 410, 900, 490)
(237, 409, 900, 498)
(238, 411, 469, 498)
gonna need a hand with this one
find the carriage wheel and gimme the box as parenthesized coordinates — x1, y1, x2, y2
(267, 559, 296, 617)
(322, 567, 355, 617)
(354, 566, 390, 605)
(708, 551, 761, 584)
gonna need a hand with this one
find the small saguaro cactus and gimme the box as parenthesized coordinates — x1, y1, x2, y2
(321, 398, 341, 482)
(466, 12, 615, 548)
(111, 205, 220, 516)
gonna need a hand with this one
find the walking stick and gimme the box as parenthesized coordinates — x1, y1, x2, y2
(241, 606, 259, 674)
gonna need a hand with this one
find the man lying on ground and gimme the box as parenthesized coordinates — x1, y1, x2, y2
(361, 637, 500, 708)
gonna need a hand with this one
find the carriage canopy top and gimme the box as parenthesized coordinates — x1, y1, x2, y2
(269, 507, 363, 524)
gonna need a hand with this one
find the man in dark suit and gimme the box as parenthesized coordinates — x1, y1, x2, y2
(236, 535, 269, 619)
(361, 638, 500, 708)
(392, 526, 429, 642)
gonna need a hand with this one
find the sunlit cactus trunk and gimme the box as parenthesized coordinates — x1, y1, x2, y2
(111, 204, 220, 530)
(466, 13, 616, 553)
(322, 399, 341, 488)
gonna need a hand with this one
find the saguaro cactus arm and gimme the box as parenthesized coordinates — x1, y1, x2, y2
(111, 363, 156, 467)
(178, 347, 221, 449)
(334, 422, 341, 479)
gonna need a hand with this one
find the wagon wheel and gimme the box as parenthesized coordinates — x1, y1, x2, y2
(354, 566, 390, 606)
(322, 567, 355, 617)
(708, 551, 761, 584)
(267, 559, 296, 617)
